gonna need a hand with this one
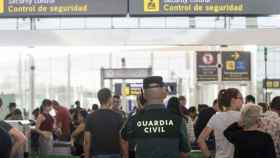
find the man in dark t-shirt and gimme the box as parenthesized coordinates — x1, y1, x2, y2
(84, 88, 123, 158)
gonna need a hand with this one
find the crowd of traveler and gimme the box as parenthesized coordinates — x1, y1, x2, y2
(0, 76, 280, 158)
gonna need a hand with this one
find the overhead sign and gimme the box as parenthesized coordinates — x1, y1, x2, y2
(102, 68, 152, 79)
(263, 79, 280, 89)
(196, 51, 218, 81)
(222, 51, 251, 81)
(115, 82, 177, 96)
(125, 83, 143, 96)
(115, 83, 144, 96)
(0, 0, 127, 17)
(129, 0, 280, 16)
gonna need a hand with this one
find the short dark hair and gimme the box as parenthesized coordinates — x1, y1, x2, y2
(270, 96, 280, 110)
(9, 102, 17, 109)
(92, 104, 99, 110)
(14, 109, 22, 115)
(245, 95, 256, 104)
(113, 95, 120, 99)
(75, 100, 80, 106)
(98, 88, 112, 105)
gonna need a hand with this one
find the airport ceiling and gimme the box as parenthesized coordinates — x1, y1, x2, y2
(1, 29, 280, 47)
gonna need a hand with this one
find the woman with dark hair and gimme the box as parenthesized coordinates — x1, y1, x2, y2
(35, 99, 54, 156)
(198, 88, 243, 158)
(167, 97, 195, 144)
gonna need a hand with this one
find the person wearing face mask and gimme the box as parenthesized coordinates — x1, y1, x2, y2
(198, 88, 243, 158)
(34, 99, 54, 156)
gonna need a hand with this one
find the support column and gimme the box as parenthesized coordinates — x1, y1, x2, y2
(67, 54, 71, 107)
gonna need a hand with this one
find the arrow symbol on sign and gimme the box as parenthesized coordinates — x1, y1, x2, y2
(232, 52, 240, 60)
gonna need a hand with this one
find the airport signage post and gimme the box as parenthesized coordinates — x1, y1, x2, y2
(222, 51, 251, 81)
(129, 0, 280, 16)
(0, 0, 127, 17)
(196, 51, 218, 81)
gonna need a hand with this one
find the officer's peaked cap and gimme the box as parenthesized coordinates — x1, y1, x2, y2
(143, 76, 165, 89)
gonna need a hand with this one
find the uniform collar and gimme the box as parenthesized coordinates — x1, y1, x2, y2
(144, 104, 165, 110)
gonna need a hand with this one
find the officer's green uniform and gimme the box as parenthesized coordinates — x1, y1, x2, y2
(121, 104, 191, 158)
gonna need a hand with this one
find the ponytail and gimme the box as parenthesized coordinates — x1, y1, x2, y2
(218, 88, 240, 111)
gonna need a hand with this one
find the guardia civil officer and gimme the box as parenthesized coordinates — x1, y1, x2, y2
(121, 76, 191, 158)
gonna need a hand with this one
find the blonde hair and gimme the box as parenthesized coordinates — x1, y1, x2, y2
(241, 104, 262, 129)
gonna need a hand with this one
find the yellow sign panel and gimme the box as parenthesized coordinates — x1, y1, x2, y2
(144, 0, 160, 12)
(0, 0, 4, 14)
(273, 81, 280, 88)
(266, 81, 273, 88)
(123, 85, 130, 96)
(130, 87, 141, 95)
(226, 60, 235, 71)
